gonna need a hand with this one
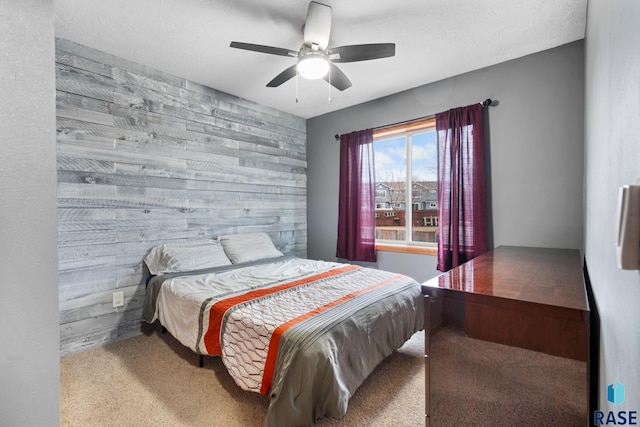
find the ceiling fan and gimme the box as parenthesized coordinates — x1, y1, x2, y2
(229, 1, 395, 91)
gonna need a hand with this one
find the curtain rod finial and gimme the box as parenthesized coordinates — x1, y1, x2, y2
(482, 99, 493, 107)
(334, 134, 340, 140)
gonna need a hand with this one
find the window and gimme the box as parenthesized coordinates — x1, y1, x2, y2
(373, 117, 438, 249)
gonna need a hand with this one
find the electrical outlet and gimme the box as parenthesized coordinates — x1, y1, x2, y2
(112, 291, 124, 308)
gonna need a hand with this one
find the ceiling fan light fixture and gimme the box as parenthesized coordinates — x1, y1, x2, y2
(230, 2, 394, 91)
(297, 53, 329, 80)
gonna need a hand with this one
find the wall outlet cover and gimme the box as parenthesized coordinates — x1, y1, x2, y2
(112, 291, 124, 308)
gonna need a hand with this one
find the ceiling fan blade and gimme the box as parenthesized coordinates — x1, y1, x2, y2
(327, 43, 396, 63)
(230, 42, 298, 57)
(303, 2, 332, 50)
(267, 65, 298, 87)
(324, 62, 352, 91)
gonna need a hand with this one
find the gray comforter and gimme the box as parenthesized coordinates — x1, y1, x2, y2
(143, 257, 424, 426)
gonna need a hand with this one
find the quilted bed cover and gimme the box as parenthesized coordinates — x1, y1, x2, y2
(143, 256, 424, 426)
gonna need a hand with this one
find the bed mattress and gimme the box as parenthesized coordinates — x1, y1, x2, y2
(143, 256, 423, 426)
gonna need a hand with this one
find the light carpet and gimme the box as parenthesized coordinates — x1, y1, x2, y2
(60, 325, 586, 426)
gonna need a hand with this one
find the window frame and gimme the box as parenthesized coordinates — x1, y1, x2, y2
(373, 116, 438, 255)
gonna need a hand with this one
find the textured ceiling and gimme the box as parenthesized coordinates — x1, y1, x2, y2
(54, 0, 587, 119)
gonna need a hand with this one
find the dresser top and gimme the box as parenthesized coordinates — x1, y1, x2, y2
(422, 246, 589, 311)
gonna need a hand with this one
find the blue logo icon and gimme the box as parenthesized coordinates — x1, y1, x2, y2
(595, 381, 636, 425)
(608, 381, 626, 406)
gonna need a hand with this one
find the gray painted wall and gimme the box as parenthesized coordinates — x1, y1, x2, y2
(307, 41, 585, 282)
(55, 40, 307, 356)
(0, 0, 60, 425)
(584, 0, 640, 410)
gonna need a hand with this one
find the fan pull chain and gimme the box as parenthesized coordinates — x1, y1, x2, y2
(295, 71, 299, 103)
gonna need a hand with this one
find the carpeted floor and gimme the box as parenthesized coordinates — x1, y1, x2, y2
(60, 325, 587, 426)
(429, 327, 587, 426)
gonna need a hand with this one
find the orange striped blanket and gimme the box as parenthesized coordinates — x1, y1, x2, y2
(201, 262, 414, 395)
(145, 257, 423, 426)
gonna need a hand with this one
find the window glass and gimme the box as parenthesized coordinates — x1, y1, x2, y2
(374, 127, 438, 246)
(374, 136, 406, 242)
(410, 131, 438, 243)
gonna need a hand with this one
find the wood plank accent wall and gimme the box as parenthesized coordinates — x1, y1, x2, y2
(55, 39, 307, 356)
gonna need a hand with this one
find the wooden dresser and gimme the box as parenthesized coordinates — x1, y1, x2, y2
(421, 246, 590, 426)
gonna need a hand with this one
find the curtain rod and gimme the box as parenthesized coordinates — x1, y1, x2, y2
(333, 98, 494, 140)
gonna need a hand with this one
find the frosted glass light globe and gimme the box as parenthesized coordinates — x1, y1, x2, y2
(297, 55, 329, 80)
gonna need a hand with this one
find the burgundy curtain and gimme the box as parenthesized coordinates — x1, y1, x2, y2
(336, 129, 377, 262)
(436, 103, 487, 271)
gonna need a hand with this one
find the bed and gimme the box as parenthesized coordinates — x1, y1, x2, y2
(142, 232, 424, 426)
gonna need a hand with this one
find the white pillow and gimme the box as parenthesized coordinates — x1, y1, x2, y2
(144, 239, 231, 275)
(218, 232, 284, 264)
